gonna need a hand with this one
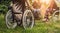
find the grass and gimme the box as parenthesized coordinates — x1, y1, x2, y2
(0, 14, 60, 33)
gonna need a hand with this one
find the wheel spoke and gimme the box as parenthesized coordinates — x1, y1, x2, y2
(6, 10, 17, 29)
(23, 10, 34, 29)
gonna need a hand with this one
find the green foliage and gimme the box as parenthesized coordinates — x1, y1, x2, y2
(0, 0, 11, 6)
(0, 5, 8, 14)
(0, 0, 11, 14)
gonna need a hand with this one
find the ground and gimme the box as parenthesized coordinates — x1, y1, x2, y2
(0, 14, 60, 33)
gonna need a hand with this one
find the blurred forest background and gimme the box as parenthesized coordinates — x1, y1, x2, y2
(0, 0, 11, 14)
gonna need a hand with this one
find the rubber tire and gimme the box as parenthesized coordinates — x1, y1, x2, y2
(22, 10, 34, 29)
(52, 10, 60, 22)
(5, 10, 17, 29)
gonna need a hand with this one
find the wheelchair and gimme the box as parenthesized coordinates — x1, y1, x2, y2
(5, 0, 60, 29)
(5, 1, 34, 29)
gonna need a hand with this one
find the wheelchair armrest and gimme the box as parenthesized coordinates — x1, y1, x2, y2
(13, 11, 22, 14)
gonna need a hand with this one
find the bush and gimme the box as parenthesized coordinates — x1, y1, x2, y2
(0, 5, 8, 14)
(0, 0, 11, 14)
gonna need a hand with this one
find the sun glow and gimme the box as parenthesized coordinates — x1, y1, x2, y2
(40, 0, 52, 19)
(32, 0, 54, 19)
(40, 0, 50, 4)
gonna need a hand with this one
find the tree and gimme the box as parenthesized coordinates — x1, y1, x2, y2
(0, 0, 11, 14)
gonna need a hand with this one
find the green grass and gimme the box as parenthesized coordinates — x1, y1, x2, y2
(0, 14, 60, 33)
